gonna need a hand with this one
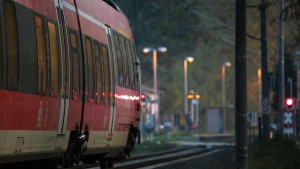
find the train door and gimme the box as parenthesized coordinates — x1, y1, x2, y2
(106, 27, 116, 137)
(55, 0, 71, 147)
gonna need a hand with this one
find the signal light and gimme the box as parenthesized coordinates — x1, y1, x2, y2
(186, 94, 194, 99)
(285, 98, 294, 109)
(141, 94, 146, 102)
(286, 98, 293, 106)
(186, 94, 200, 99)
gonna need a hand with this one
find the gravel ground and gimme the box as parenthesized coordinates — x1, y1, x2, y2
(154, 147, 235, 169)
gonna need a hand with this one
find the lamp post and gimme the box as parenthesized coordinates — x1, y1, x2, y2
(258, 68, 262, 112)
(295, 51, 300, 138)
(287, 78, 293, 98)
(143, 47, 167, 130)
(222, 61, 231, 133)
(184, 56, 194, 117)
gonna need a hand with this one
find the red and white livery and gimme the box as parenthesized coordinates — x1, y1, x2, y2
(0, 0, 141, 168)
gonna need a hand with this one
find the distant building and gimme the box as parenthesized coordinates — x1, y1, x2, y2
(206, 108, 222, 133)
(141, 85, 162, 115)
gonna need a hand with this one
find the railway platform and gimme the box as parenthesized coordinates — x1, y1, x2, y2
(170, 133, 235, 147)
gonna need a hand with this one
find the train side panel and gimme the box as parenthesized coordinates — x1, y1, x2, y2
(0, 0, 141, 165)
(62, 0, 140, 153)
(0, 0, 66, 163)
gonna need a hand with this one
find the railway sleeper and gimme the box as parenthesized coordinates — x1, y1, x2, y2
(100, 158, 114, 169)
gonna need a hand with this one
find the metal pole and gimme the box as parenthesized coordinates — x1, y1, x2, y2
(297, 54, 299, 108)
(261, 0, 270, 140)
(287, 78, 293, 97)
(278, 0, 285, 137)
(258, 69, 262, 112)
(236, 0, 248, 168)
(153, 50, 159, 130)
(184, 60, 188, 116)
(297, 54, 300, 138)
(291, 79, 293, 98)
(258, 69, 262, 138)
(191, 99, 194, 122)
(196, 98, 199, 131)
(222, 65, 226, 133)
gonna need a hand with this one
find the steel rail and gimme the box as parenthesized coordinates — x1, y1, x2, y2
(69, 146, 224, 169)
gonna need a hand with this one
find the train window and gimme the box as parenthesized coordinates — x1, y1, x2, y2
(108, 37, 115, 104)
(114, 34, 123, 85)
(130, 43, 137, 89)
(102, 46, 110, 105)
(4, 2, 19, 88)
(0, 17, 2, 83)
(71, 33, 78, 48)
(116, 48, 123, 85)
(35, 16, 47, 95)
(48, 22, 59, 96)
(57, 15, 69, 98)
(71, 33, 80, 100)
(114, 34, 119, 47)
(120, 37, 128, 87)
(124, 40, 129, 88)
(95, 43, 103, 104)
(86, 38, 95, 101)
(125, 40, 134, 88)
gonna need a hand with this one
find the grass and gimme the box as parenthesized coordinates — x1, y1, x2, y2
(131, 131, 195, 156)
(249, 139, 300, 169)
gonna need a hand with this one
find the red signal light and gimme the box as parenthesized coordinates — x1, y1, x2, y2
(285, 98, 294, 109)
(286, 98, 293, 106)
(141, 94, 145, 101)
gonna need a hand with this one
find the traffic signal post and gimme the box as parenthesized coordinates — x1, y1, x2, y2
(283, 98, 296, 139)
(186, 92, 200, 130)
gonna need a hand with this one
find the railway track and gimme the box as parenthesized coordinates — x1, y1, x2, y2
(70, 146, 224, 169)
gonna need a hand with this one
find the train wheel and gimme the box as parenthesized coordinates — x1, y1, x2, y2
(62, 149, 74, 168)
(99, 158, 113, 169)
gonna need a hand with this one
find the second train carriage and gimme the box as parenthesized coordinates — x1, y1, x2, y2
(0, 0, 141, 167)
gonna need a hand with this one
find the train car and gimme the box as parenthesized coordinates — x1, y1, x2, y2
(0, 0, 141, 168)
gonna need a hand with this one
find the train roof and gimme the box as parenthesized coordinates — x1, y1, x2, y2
(103, 0, 123, 12)
(14, 0, 133, 40)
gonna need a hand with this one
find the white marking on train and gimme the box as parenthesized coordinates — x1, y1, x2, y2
(103, 114, 108, 129)
(37, 100, 43, 128)
(63, 1, 106, 29)
(44, 100, 49, 128)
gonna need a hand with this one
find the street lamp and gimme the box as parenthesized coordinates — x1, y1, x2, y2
(222, 61, 231, 133)
(184, 56, 194, 116)
(143, 47, 167, 130)
(295, 51, 300, 138)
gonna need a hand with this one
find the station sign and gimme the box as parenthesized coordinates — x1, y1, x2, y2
(261, 98, 270, 114)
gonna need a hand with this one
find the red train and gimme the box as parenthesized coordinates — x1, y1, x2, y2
(0, 0, 141, 168)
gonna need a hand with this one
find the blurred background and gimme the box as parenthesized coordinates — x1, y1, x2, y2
(114, 0, 299, 135)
